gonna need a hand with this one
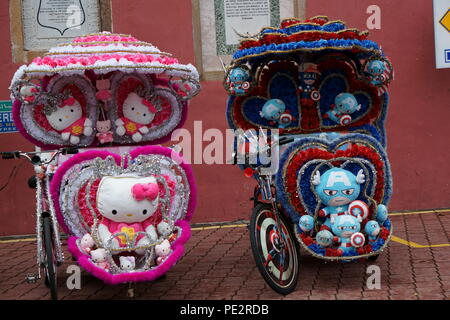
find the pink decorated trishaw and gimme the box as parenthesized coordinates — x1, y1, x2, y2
(3, 32, 200, 299)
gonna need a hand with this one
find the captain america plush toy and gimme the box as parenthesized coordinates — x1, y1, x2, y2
(312, 167, 369, 230)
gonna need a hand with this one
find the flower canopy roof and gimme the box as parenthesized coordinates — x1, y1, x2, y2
(9, 32, 200, 149)
(232, 16, 382, 62)
(11, 32, 199, 84)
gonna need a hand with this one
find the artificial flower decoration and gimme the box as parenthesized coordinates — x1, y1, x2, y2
(224, 16, 394, 261)
(10, 32, 200, 148)
(225, 16, 393, 146)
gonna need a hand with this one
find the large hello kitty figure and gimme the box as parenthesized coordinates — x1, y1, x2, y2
(45, 96, 93, 144)
(115, 92, 158, 142)
(96, 175, 171, 255)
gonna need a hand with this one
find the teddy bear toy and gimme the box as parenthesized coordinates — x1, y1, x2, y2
(324, 93, 361, 125)
(79, 233, 95, 254)
(259, 99, 295, 129)
(115, 91, 158, 142)
(45, 95, 93, 144)
(90, 248, 110, 270)
(96, 120, 113, 144)
(95, 79, 112, 102)
(331, 215, 365, 254)
(95, 175, 172, 256)
(119, 256, 136, 271)
(155, 239, 171, 265)
(312, 167, 369, 231)
(364, 220, 381, 242)
(157, 220, 173, 238)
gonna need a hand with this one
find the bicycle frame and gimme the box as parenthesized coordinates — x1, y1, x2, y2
(1, 148, 77, 279)
(254, 172, 289, 249)
(34, 166, 64, 269)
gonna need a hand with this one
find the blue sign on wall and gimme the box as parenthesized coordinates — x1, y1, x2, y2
(0, 100, 18, 133)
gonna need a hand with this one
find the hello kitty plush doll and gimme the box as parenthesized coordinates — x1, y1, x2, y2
(95, 175, 171, 255)
(155, 239, 171, 265)
(119, 256, 136, 271)
(115, 91, 159, 142)
(79, 233, 95, 254)
(90, 248, 110, 270)
(45, 93, 93, 144)
(96, 120, 113, 144)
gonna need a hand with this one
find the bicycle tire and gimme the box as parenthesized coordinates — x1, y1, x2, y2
(367, 254, 379, 262)
(42, 215, 58, 300)
(249, 203, 300, 295)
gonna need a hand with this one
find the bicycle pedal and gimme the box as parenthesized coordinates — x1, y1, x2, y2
(25, 274, 39, 284)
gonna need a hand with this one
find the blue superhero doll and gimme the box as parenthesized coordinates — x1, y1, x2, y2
(298, 215, 315, 233)
(331, 215, 365, 254)
(366, 60, 386, 86)
(259, 99, 295, 129)
(297, 63, 321, 130)
(227, 67, 250, 95)
(312, 167, 369, 231)
(324, 93, 361, 125)
(364, 220, 381, 242)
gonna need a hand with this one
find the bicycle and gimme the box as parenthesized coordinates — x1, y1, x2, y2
(1, 147, 78, 300)
(232, 130, 301, 294)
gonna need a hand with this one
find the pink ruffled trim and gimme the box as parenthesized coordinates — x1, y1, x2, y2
(32, 54, 179, 68)
(73, 34, 140, 43)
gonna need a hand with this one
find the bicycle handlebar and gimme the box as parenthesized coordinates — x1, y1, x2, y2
(0, 147, 79, 164)
(1, 151, 20, 160)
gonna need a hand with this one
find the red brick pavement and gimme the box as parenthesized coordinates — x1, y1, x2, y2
(0, 211, 449, 300)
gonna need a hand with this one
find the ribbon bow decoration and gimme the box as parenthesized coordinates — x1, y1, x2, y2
(131, 182, 159, 201)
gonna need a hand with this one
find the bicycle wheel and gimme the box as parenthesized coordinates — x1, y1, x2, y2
(42, 214, 58, 300)
(367, 254, 379, 262)
(249, 203, 300, 295)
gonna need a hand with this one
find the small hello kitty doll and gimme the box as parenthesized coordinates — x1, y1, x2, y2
(96, 175, 171, 255)
(155, 239, 171, 266)
(90, 248, 110, 270)
(45, 92, 93, 144)
(115, 88, 159, 142)
(96, 120, 113, 144)
(79, 233, 95, 254)
(20, 85, 39, 104)
(119, 256, 136, 271)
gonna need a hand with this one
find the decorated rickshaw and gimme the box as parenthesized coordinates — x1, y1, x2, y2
(4, 32, 200, 299)
(224, 16, 394, 294)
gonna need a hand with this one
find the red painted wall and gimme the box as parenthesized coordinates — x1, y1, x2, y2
(0, 0, 449, 236)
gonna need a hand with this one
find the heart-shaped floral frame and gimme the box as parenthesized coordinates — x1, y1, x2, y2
(49, 146, 196, 284)
(275, 133, 392, 259)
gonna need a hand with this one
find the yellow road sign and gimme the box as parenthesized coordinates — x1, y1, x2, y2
(440, 8, 450, 32)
